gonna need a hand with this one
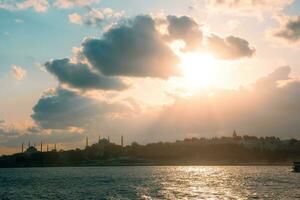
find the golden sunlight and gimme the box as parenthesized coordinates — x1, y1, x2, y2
(179, 52, 217, 90)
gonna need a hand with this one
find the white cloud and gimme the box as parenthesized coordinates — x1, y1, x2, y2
(69, 13, 83, 24)
(16, 0, 49, 12)
(0, 0, 100, 12)
(0, 0, 49, 12)
(11, 65, 27, 81)
(205, 0, 294, 18)
(14, 19, 24, 23)
(227, 19, 240, 31)
(68, 8, 124, 27)
(54, 0, 100, 9)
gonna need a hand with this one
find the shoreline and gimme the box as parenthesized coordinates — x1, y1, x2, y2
(0, 162, 293, 168)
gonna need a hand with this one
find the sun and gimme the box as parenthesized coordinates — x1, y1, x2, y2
(179, 52, 217, 90)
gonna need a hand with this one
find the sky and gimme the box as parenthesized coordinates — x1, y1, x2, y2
(1, 0, 300, 154)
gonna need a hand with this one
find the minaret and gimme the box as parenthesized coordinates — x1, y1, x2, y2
(108, 136, 110, 143)
(54, 143, 57, 151)
(98, 135, 101, 143)
(40, 140, 43, 152)
(121, 135, 124, 147)
(233, 130, 237, 138)
(21, 143, 24, 153)
(86, 136, 89, 148)
(47, 144, 49, 152)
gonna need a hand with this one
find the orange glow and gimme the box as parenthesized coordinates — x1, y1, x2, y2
(179, 52, 217, 90)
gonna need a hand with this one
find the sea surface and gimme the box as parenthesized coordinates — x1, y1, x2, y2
(0, 166, 299, 200)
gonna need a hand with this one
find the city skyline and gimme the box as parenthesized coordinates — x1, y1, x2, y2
(1, 0, 300, 155)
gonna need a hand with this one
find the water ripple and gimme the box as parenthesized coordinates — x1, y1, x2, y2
(0, 166, 299, 199)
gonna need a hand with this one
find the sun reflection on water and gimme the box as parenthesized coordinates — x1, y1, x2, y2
(0, 166, 298, 199)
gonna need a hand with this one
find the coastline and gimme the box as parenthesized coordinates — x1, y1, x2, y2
(0, 161, 293, 168)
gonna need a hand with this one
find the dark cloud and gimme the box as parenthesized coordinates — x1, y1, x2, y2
(166, 15, 202, 51)
(45, 58, 128, 90)
(82, 15, 181, 79)
(31, 87, 132, 129)
(206, 34, 255, 59)
(272, 15, 300, 44)
(47, 14, 255, 90)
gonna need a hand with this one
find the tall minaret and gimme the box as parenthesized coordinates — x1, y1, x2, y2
(86, 136, 89, 148)
(121, 135, 124, 147)
(54, 143, 57, 151)
(98, 135, 101, 143)
(40, 140, 43, 152)
(233, 130, 237, 138)
(108, 136, 110, 143)
(21, 143, 24, 153)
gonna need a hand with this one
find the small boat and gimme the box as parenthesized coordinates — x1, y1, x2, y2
(293, 161, 300, 172)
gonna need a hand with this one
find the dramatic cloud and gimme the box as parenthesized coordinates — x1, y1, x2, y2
(11, 65, 27, 80)
(31, 88, 133, 129)
(206, 0, 294, 17)
(271, 15, 300, 44)
(6, 61, 294, 151)
(163, 15, 254, 59)
(145, 66, 300, 140)
(0, 0, 49, 12)
(69, 8, 123, 27)
(50, 14, 254, 88)
(166, 15, 203, 51)
(82, 15, 181, 79)
(30, 66, 300, 143)
(45, 58, 128, 90)
(206, 34, 255, 59)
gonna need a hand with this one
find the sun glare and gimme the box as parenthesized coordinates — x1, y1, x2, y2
(179, 52, 217, 90)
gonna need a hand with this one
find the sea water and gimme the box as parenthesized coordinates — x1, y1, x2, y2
(0, 166, 299, 199)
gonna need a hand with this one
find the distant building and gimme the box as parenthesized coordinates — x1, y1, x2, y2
(98, 138, 110, 145)
(25, 146, 38, 154)
(233, 130, 237, 138)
